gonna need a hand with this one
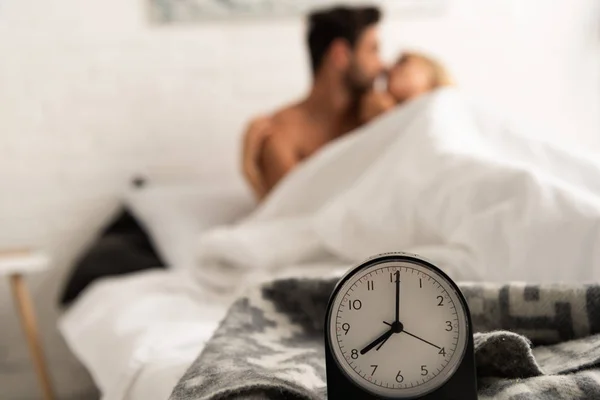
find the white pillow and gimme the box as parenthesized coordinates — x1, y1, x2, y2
(125, 180, 255, 270)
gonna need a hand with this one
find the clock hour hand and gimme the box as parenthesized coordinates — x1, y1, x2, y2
(360, 328, 394, 355)
(375, 333, 392, 351)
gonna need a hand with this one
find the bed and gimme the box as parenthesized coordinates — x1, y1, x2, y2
(59, 89, 600, 400)
(59, 177, 256, 400)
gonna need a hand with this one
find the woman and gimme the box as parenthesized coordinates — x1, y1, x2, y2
(359, 51, 454, 123)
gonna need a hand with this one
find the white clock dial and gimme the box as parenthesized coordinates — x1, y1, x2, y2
(328, 256, 468, 398)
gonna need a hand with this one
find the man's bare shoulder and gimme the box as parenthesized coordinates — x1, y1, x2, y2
(271, 103, 307, 132)
(258, 109, 303, 192)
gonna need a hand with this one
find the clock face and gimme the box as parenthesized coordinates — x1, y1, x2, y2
(327, 255, 469, 398)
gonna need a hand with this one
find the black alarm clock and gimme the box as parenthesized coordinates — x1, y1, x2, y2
(324, 252, 477, 399)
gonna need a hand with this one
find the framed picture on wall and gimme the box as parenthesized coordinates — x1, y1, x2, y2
(148, 0, 447, 24)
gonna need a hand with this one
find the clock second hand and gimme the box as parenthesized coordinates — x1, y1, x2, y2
(383, 321, 441, 350)
(403, 330, 442, 350)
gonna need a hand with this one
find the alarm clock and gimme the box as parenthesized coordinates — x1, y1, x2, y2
(324, 252, 477, 399)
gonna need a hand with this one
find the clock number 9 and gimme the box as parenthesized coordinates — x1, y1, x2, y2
(342, 323, 350, 335)
(395, 371, 404, 383)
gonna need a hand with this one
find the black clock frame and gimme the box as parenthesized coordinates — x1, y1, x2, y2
(324, 253, 477, 400)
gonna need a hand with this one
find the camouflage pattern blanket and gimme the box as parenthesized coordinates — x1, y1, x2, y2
(170, 279, 600, 400)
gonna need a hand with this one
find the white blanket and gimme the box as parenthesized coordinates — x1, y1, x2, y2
(196, 88, 600, 290)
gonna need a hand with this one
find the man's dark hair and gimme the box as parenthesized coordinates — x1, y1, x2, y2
(307, 6, 381, 76)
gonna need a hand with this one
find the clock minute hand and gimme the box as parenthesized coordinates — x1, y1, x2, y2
(395, 270, 400, 323)
(360, 329, 394, 355)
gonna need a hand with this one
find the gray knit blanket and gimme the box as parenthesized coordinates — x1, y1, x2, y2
(170, 279, 600, 400)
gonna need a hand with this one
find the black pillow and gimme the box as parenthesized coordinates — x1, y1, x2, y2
(59, 207, 166, 307)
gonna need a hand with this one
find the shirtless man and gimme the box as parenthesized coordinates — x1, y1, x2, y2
(242, 6, 383, 200)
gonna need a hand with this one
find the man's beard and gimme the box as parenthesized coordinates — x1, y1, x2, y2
(344, 62, 375, 97)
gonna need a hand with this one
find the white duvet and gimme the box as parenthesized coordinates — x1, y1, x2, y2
(196, 88, 600, 290)
(60, 88, 600, 400)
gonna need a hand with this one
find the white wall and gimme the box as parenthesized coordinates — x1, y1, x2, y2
(0, 0, 598, 398)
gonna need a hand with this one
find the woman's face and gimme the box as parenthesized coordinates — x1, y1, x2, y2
(387, 58, 433, 103)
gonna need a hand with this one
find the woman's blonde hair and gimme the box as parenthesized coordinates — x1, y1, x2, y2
(397, 51, 454, 87)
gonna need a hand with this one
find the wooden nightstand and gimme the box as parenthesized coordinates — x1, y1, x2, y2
(0, 250, 55, 400)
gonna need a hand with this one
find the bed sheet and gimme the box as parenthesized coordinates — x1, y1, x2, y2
(59, 270, 234, 400)
(59, 260, 350, 400)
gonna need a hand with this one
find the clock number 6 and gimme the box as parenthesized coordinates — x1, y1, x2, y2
(395, 371, 404, 383)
